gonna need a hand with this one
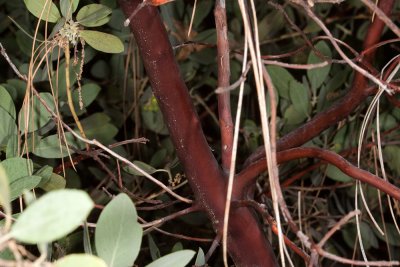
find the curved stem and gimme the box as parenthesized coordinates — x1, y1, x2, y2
(236, 147, 400, 201)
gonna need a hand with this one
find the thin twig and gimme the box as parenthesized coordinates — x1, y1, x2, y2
(360, 0, 400, 38)
(299, 2, 395, 94)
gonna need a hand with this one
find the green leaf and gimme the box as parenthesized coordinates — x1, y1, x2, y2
(307, 41, 332, 90)
(123, 161, 157, 176)
(148, 234, 161, 260)
(10, 189, 94, 244)
(145, 250, 196, 267)
(73, 83, 101, 111)
(0, 85, 16, 119)
(171, 242, 183, 252)
(95, 193, 142, 267)
(40, 173, 66, 191)
(80, 113, 118, 143)
(60, 0, 79, 19)
(53, 61, 81, 100)
(9, 175, 42, 201)
(0, 158, 33, 183)
(55, 254, 107, 267)
(267, 66, 296, 99)
(190, 1, 212, 29)
(6, 135, 18, 159)
(383, 146, 400, 176)
(194, 248, 205, 267)
(343, 222, 378, 250)
(141, 104, 169, 135)
(80, 30, 124, 53)
(35, 165, 53, 187)
(76, 4, 112, 27)
(33, 134, 68, 158)
(283, 105, 307, 125)
(325, 165, 352, 182)
(0, 165, 11, 228)
(23, 0, 61, 23)
(33, 132, 84, 158)
(289, 79, 309, 116)
(19, 92, 56, 133)
(374, 223, 400, 246)
(0, 107, 17, 146)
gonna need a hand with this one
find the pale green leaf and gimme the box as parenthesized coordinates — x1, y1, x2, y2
(71, 83, 101, 115)
(283, 105, 307, 125)
(23, 0, 61, 23)
(0, 107, 17, 146)
(9, 175, 42, 201)
(76, 4, 112, 27)
(10, 189, 94, 244)
(194, 248, 205, 266)
(19, 92, 56, 133)
(0, 158, 33, 183)
(145, 250, 196, 267)
(0, 165, 11, 228)
(95, 193, 142, 267)
(289, 80, 309, 116)
(267, 65, 296, 99)
(60, 0, 79, 19)
(33, 132, 84, 158)
(6, 135, 18, 158)
(123, 161, 157, 176)
(35, 165, 53, 187)
(40, 173, 66, 191)
(80, 113, 118, 143)
(55, 254, 107, 267)
(307, 41, 332, 90)
(148, 234, 161, 260)
(80, 30, 124, 54)
(0, 85, 16, 119)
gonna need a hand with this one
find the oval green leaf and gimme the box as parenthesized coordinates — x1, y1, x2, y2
(123, 161, 157, 176)
(0, 107, 17, 146)
(23, 0, 61, 23)
(19, 92, 56, 133)
(55, 254, 107, 267)
(95, 193, 142, 267)
(80, 30, 124, 54)
(76, 4, 112, 27)
(0, 158, 33, 183)
(33, 132, 84, 158)
(10, 189, 94, 244)
(9, 175, 42, 201)
(267, 65, 296, 99)
(72, 83, 101, 114)
(60, 0, 79, 19)
(0, 85, 16, 119)
(80, 113, 119, 143)
(289, 80, 309, 116)
(145, 250, 196, 267)
(194, 248, 205, 266)
(40, 173, 66, 191)
(307, 41, 332, 90)
(0, 165, 11, 229)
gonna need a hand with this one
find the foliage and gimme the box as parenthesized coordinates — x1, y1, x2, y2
(0, 0, 400, 266)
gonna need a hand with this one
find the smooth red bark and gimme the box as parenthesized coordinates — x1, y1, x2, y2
(118, 1, 278, 265)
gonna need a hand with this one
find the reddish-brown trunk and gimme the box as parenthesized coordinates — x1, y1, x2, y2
(118, 1, 278, 266)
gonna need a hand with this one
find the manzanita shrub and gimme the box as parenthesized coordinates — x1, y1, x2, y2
(1, 0, 400, 266)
